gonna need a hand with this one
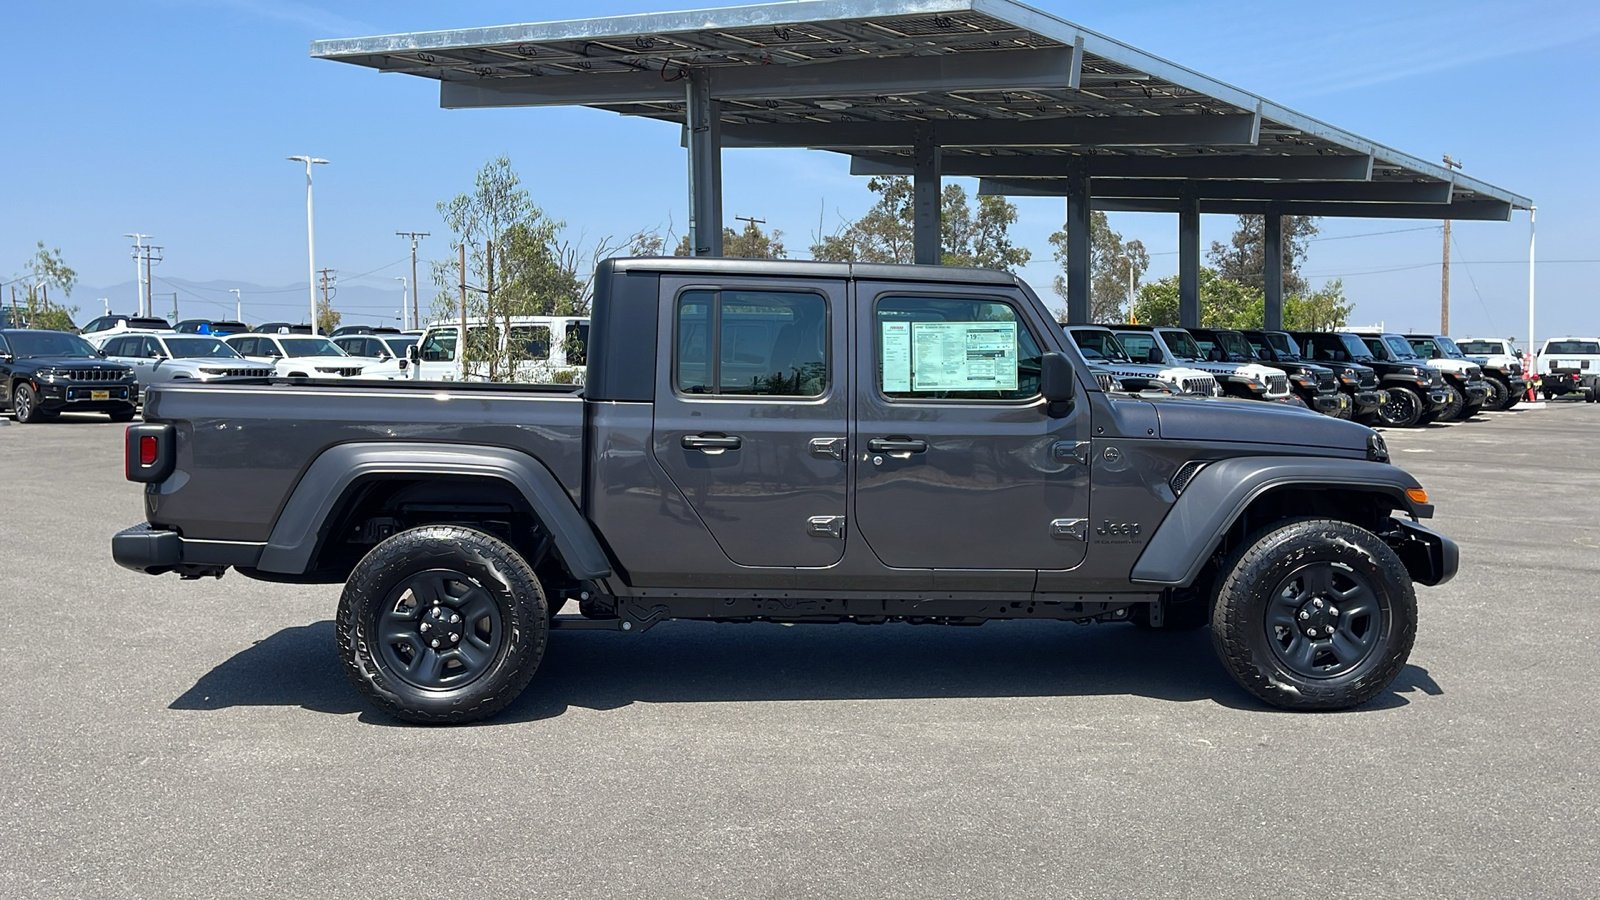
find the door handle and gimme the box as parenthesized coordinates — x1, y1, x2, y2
(682, 433, 743, 454)
(867, 438, 928, 454)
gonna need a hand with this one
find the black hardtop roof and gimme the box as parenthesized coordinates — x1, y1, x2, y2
(603, 256, 1020, 286)
(1107, 324, 1187, 332)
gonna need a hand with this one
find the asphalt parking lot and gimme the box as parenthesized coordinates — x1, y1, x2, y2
(1, 403, 1596, 899)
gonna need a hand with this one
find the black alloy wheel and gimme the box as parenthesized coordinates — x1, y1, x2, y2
(12, 384, 40, 423)
(1211, 518, 1416, 710)
(337, 525, 550, 724)
(1376, 385, 1422, 428)
(1483, 375, 1510, 410)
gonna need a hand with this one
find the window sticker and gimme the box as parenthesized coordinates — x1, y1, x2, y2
(909, 321, 1018, 392)
(881, 321, 913, 392)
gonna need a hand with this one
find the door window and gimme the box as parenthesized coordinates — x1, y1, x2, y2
(508, 325, 551, 362)
(675, 290, 828, 397)
(875, 296, 1041, 401)
(230, 338, 256, 356)
(420, 330, 457, 362)
(103, 337, 128, 356)
(142, 337, 164, 358)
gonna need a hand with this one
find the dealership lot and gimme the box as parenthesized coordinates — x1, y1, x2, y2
(1, 404, 1596, 899)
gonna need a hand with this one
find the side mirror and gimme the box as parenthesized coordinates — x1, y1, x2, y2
(1040, 351, 1075, 412)
(406, 344, 420, 363)
(1145, 348, 1162, 365)
(97, 349, 108, 358)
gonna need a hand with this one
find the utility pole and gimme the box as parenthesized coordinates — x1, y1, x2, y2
(459, 243, 468, 371)
(318, 268, 337, 332)
(229, 289, 242, 322)
(287, 156, 329, 333)
(125, 233, 153, 315)
(142, 245, 163, 318)
(396, 231, 429, 331)
(1440, 154, 1463, 333)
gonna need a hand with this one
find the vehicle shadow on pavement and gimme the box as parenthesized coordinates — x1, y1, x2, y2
(168, 619, 1443, 724)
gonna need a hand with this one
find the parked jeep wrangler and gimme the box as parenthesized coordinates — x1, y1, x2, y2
(1064, 325, 1221, 397)
(1294, 331, 1449, 428)
(1189, 327, 1345, 417)
(1452, 337, 1529, 410)
(1401, 334, 1490, 420)
(1243, 330, 1382, 422)
(1109, 325, 1292, 402)
(113, 259, 1456, 723)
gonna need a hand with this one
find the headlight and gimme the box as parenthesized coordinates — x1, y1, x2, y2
(1339, 372, 1360, 386)
(35, 367, 62, 380)
(1290, 373, 1313, 386)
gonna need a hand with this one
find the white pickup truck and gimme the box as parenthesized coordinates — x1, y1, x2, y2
(1535, 336, 1600, 400)
(412, 315, 588, 383)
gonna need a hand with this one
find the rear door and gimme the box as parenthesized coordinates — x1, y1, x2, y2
(851, 283, 1092, 575)
(651, 276, 848, 567)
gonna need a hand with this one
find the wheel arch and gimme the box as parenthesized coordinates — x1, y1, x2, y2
(254, 442, 611, 582)
(1130, 456, 1428, 589)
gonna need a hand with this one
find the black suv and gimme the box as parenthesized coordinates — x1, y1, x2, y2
(0, 329, 139, 422)
(1243, 330, 1383, 422)
(1295, 331, 1449, 428)
(1189, 327, 1345, 416)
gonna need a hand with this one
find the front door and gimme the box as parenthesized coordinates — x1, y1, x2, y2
(651, 277, 849, 568)
(851, 284, 1092, 572)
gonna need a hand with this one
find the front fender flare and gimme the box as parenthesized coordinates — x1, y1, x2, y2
(254, 442, 611, 579)
(1129, 456, 1428, 587)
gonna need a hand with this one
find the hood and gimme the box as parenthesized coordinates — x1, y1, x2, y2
(1152, 396, 1374, 454)
(28, 357, 132, 372)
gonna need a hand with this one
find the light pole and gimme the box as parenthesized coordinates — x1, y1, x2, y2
(124, 233, 153, 315)
(394, 276, 409, 330)
(286, 156, 329, 333)
(228, 289, 242, 323)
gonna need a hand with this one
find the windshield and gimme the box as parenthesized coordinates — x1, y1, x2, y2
(1266, 332, 1303, 360)
(1456, 340, 1505, 356)
(1434, 337, 1466, 358)
(1384, 335, 1420, 359)
(1213, 331, 1254, 362)
(162, 337, 241, 359)
(1113, 332, 1163, 364)
(1336, 334, 1377, 362)
(1070, 329, 1131, 363)
(279, 338, 344, 358)
(1545, 340, 1600, 355)
(381, 336, 419, 356)
(1159, 329, 1206, 362)
(7, 331, 100, 358)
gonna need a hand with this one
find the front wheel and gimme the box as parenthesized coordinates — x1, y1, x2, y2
(1438, 385, 1465, 421)
(108, 409, 136, 423)
(1484, 374, 1510, 411)
(337, 525, 550, 724)
(11, 384, 42, 423)
(1376, 385, 1423, 428)
(1211, 518, 1416, 710)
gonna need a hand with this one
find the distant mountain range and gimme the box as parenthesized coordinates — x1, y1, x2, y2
(42, 277, 422, 329)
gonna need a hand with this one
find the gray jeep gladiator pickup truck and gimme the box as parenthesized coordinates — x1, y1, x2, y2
(112, 258, 1457, 723)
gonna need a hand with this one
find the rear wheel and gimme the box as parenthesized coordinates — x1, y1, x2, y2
(1211, 518, 1416, 710)
(1376, 385, 1422, 428)
(108, 409, 136, 423)
(11, 384, 41, 423)
(337, 525, 550, 724)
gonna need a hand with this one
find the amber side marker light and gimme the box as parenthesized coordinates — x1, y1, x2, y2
(1406, 488, 1429, 504)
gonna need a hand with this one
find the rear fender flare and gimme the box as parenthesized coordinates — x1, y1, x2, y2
(255, 442, 610, 579)
(1129, 456, 1428, 587)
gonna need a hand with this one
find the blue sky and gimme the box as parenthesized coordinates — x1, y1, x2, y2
(3, 0, 1596, 341)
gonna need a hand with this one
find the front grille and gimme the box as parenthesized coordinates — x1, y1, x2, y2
(314, 366, 363, 377)
(201, 367, 275, 378)
(1428, 370, 1445, 387)
(1316, 373, 1337, 391)
(1359, 371, 1378, 389)
(1095, 372, 1121, 393)
(64, 368, 125, 382)
(1181, 376, 1217, 395)
(1265, 374, 1288, 395)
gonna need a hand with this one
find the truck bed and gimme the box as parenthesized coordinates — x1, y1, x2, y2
(140, 379, 586, 543)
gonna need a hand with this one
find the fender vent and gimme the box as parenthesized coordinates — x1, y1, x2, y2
(1170, 460, 1208, 495)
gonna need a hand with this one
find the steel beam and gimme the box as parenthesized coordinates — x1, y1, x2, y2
(851, 152, 1375, 181)
(720, 113, 1260, 149)
(914, 125, 942, 266)
(978, 178, 1450, 203)
(686, 70, 723, 257)
(1179, 192, 1201, 329)
(1083, 197, 1512, 221)
(442, 46, 1082, 109)
(1065, 163, 1090, 323)
(1264, 209, 1283, 332)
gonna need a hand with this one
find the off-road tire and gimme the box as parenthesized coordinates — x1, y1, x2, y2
(1211, 518, 1416, 711)
(1437, 385, 1465, 421)
(1460, 400, 1483, 419)
(1376, 385, 1423, 428)
(1484, 374, 1511, 411)
(108, 410, 136, 423)
(337, 525, 549, 724)
(11, 384, 41, 423)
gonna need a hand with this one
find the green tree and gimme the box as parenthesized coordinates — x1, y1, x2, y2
(1283, 278, 1353, 331)
(810, 177, 1029, 271)
(315, 296, 341, 335)
(17, 241, 79, 330)
(1046, 210, 1149, 323)
(1131, 268, 1265, 329)
(1208, 214, 1320, 296)
(672, 217, 787, 259)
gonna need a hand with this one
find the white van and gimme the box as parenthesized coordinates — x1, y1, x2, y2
(411, 316, 588, 383)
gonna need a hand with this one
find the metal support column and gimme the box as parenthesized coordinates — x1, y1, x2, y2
(686, 69, 723, 257)
(913, 125, 941, 265)
(1178, 191, 1201, 329)
(1065, 162, 1091, 323)
(1263, 208, 1284, 332)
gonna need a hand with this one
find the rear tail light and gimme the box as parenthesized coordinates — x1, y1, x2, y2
(125, 424, 175, 482)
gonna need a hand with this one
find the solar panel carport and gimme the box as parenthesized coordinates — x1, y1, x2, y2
(310, 0, 1532, 331)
